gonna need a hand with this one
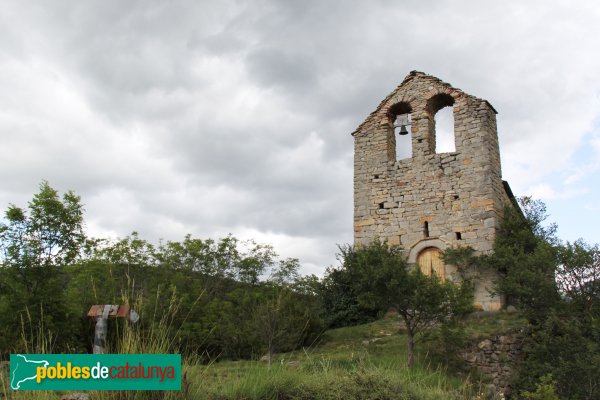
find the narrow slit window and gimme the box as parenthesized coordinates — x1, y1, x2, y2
(456, 232, 462, 240)
(378, 202, 385, 209)
(423, 221, 430, 238)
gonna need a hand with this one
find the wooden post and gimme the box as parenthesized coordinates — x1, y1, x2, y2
(87, 305, 139, 354)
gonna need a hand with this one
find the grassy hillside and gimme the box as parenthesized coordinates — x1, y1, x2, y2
(192, 311, 526, 400)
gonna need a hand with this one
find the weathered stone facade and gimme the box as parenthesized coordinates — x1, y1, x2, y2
(352, 71, 515, 311)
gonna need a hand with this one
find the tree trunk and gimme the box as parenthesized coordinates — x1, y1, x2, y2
(267, 340, 272, 369)
(407, 332, 415, 368)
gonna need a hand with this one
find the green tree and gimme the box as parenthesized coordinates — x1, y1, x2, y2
(254, 259, 322, 367)
(556, 239, 600, 317)
(0, 182, 324, 359)
(483, 197, 600, 399)
(253, 286, 297, 368)
(319, 265, 379, 328)
(0, 181, 85, 271)
(0, 181, 86, 351)
(482, 198, 561, 323)
(335, 240, 473, 367)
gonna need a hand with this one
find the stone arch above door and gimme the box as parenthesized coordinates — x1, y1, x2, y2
(407, 238, 447, 264)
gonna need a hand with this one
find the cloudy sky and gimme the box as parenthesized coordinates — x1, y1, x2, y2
(1, 1, 599, 275)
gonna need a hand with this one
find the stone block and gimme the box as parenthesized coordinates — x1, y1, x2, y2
(484, 217, 496, 228)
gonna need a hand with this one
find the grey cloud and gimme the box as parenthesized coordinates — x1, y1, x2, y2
(1, 0, 600, 270)
(245, 47, 317, 91)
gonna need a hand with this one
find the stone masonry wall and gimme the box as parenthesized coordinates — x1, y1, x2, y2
(352, 71, 513, 310)
(461, 329, 525, 399)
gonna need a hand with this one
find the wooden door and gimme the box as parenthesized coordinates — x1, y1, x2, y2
(416, 247, 445, 281)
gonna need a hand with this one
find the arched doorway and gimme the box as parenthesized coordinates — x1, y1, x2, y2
(417, 247, 445, 281)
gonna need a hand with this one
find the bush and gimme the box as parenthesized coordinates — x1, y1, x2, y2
(521, 374, 559, 400)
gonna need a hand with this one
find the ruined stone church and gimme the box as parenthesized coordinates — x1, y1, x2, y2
(352, 71, 517, 311)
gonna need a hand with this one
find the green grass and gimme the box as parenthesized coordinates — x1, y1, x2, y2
(192, 311, 528, 399)
(192, 314, 508, 399)
(0, 289, 203, 400)
(194, 360, 465, 400)
(462, 311, 527, 339)
(1, 311, 527, 399)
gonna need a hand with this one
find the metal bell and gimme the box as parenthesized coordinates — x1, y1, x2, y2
(394, 114, 410, 136)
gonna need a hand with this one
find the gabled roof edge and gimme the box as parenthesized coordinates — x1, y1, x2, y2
(351, 71, 498, 136)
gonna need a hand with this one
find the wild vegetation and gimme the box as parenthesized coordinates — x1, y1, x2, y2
(0, 182, 322, 360)
(1, 183, 599, 399)
(445, 198, 600, 399)
(322, 241, 474, 368)
(487, 199, 600, 399)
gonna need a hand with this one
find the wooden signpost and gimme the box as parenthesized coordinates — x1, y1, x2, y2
(87, 305, 139, 354)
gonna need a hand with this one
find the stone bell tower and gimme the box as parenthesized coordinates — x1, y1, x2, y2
(352, 71, 516, 311)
